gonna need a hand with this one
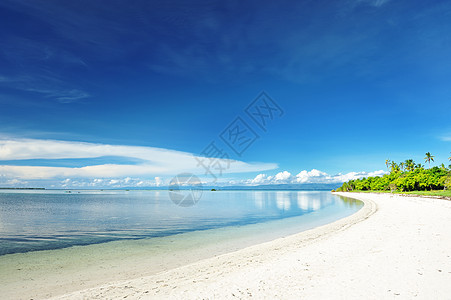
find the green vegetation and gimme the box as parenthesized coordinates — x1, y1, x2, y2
(336, 152, 451, 193)
(424, 152, 435, 168)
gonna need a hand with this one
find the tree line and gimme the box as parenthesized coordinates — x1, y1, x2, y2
(335, 152, 451, 192)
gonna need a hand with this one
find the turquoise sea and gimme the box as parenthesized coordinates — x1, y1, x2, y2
(0, 190, 363, 299)
(0, 190, 362, 256)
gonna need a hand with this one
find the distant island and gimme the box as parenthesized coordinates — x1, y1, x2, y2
(335, 152, 451, 197)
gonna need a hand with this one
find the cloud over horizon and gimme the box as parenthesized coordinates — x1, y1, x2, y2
(0, 138, 386, 189)
(239, 169, 386, 186)
(0, 138, 277, 183)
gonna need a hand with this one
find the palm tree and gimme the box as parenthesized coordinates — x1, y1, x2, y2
(405, 159, 415, 172)
(399, 162, 405, 171)
(390, 161, 399, 173)
(385, 159, 391, 172)
(424, 152, 435, 168)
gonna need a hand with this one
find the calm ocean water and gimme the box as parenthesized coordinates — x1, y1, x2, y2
(0, 190, 362, 256)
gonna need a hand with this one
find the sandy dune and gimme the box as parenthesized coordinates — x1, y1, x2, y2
(52, 192, 451, 299)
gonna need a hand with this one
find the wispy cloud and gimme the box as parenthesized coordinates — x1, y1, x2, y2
(439, 134, 451, 142)
(45, 89, 90, 103)
(0, 0, 395, 87)
(0, 138, 277, 180)
(0, 33, 90, 103)
(345, 0, 391, 10)
(364, 0, 391, 7)
(1, 36, 87, 67)
(145, 0, 394, 84)
(0, 74, 90, 103)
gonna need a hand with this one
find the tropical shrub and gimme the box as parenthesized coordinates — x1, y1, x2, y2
(336, 157, 450, 192)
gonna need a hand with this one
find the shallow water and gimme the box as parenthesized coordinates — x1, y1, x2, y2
(0, 190, 363, 299)
(0, 190, 362, 256)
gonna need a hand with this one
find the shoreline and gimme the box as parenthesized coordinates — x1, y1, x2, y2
(51, 194, 375, 299)
(54, 192, 451, 299)
(0, 193, 361, 300)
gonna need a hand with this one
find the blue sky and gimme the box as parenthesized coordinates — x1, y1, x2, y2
(1, 0, 451, 188)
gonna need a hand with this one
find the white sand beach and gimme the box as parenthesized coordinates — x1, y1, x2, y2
(49, 192, 451, 299)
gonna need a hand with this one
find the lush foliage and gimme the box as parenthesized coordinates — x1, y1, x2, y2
(336, 153, 451, 192)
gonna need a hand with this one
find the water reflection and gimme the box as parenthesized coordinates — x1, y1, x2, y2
(258, 191, 339, 212)
(0, 190, 362, 255)
(275, 192, 291, 211)
(273, 191, 333, 211)
(253, 191, 265, 209)
(297, 192, 310, 210)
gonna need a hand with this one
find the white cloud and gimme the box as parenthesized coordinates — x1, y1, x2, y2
(5, 178, 28, 186)
(251, 173, 268, 185)
(274, 171, 292, 182)
(0, 138, 277, 180)
(296, 169, 328, 183)
(241, 169, 386, 186)
(0, 139, 388, 189)
(155, 176, 163, 187)
(57, 177, 165, 188)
